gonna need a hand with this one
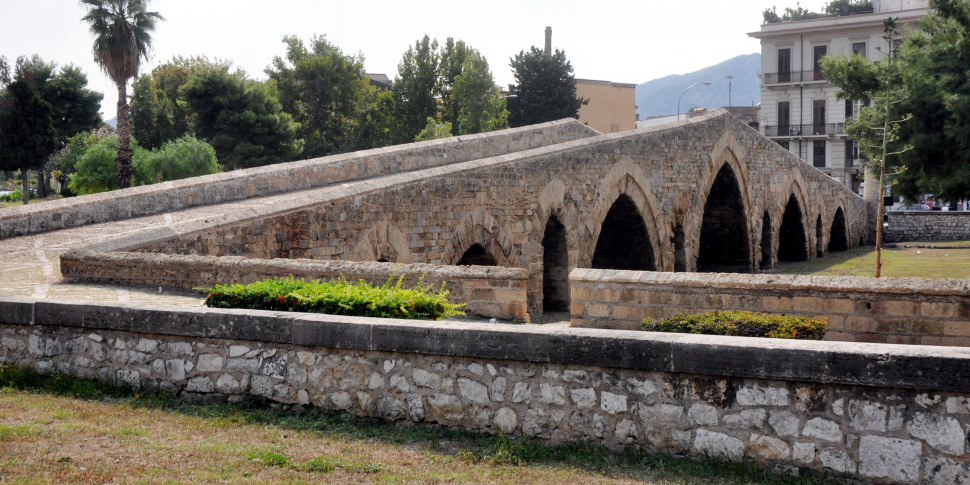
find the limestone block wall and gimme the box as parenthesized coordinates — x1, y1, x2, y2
(0, 120, 598, 239)
(59, 250, 529, 322)
(4, 297, 970, 484)
(569, 269, 970, 346)
(99, 111, 868, 315)
(886, 212, 970, 242)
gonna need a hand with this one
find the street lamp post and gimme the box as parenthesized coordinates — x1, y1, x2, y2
(677, 81, 712, 121)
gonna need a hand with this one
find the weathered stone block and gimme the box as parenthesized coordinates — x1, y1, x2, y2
(858, 435, 921, 483)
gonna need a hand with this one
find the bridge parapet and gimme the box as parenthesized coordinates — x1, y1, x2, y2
(570, 268, 970, 346)
(0, 119, 598, 239)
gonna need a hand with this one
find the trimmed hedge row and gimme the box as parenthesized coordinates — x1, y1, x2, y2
(202, 276, 464, 321)
(642, 311, 827, 340)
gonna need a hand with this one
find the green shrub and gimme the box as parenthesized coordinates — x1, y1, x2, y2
(201, 276, 464, 321)
(69, 135, 219, 195)
(134, 135, 219, 184)
(68, 136, 145, 195)
(0, 188, 35, 202)
(642, 310, 827, 340)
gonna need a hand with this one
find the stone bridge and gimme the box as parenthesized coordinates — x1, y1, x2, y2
(4, 110, 869, 319)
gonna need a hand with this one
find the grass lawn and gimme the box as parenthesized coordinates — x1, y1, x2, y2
(769, 240, 970, 279)
(0, 369, 835, 485)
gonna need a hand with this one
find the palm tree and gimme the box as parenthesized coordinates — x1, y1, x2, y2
(80, 0, 163, 189)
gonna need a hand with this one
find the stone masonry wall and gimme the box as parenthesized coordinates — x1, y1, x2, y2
(4, 297, 970, 484)
(59, 250, 530, 322)
(0, 120, 598, 239)
(95, 111, 868, 316)
(569, 268, 970, 346)
(886, 212, 970, 242)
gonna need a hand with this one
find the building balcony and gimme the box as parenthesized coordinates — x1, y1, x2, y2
(763, 123, 845, 137)
(763, 70, 828, 85)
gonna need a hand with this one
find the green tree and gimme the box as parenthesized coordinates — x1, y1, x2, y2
(80, 0, 163, 189)
(342, 87, 395, 151)
(824, 18, 911, 277)
(0, 58, 57, 204)
(437, 38, 471, 132)
(179, 65, 301, 169)
(507, 47, 585, 128)
(267, 35, 371, 158)
(453, 52, 508, 135)
(130, 56, 220, 150)
(891, 0, 970, 201)
(1, 55, 103, 197)
(391, 35, 440, 143)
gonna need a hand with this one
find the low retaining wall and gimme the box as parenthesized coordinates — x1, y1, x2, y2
(886, 211, 970, 242)
(4, 297, 970, 483)
(0, 120, 598, 239)
(569, 269, 970, 346)
(59, 250, 529, 322)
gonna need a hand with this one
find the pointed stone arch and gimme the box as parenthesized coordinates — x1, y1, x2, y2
(582, 160, 665, 270)
(591, 194, 656, 270)
(443, 210, 515, 268)
(697, 162, 752, 272)
(778, 193, 809, 262)
(530, 179, 585, 315)
(351, 219, 413, 263)
(828, 206, 849, 252)
(542, 215, 569, 311)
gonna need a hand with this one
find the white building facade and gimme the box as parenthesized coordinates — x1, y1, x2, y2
(748, 0, 930, 193)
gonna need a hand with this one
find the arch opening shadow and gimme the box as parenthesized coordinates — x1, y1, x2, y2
(698, 164, 751, 272)
(760, 212, 772, 270)
(778, 194, 808, 262)
(828, 208, 849, 252)
(591, 194, 655, 271)
(542, 216, 569, 312)
(457, 244, 497, 266)
(816, 215, 824, 258)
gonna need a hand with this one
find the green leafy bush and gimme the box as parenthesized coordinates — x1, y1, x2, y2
(68, 136, 144, 194)
(642, 310, 827, 340)
(201, 276, 464, 321)
(0, 188, 35, 202)
(134, 135, 219, 184)
(68, 135, 219, 195)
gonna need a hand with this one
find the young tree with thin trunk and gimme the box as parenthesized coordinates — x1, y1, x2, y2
(79, 0, 163, 189)
(824, 18, 911, 277)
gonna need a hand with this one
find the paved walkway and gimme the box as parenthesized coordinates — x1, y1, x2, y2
(0, 199, 267, 306)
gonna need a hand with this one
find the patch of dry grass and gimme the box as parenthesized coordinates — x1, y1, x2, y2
(0, 370, 836, 485)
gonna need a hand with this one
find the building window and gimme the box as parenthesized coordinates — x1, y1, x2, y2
(778, 141, 790, 151)
(845, 140, 854, 167)
(778, 48, 791, 82)
(813, 141, 826, 168)
(852, 42, 867, 58)
(778, 101, 790, 135)
(813, 45, 828, 80)
(813, 100, 826, 134)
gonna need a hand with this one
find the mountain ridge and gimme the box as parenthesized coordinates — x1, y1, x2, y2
(636, 53, 761, 119)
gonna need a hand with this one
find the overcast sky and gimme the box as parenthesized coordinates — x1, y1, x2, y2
(1, 0, 822, 119)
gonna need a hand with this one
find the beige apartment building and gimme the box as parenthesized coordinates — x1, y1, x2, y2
(748, 0, 929, 192)
(575, 79, 637, 134)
